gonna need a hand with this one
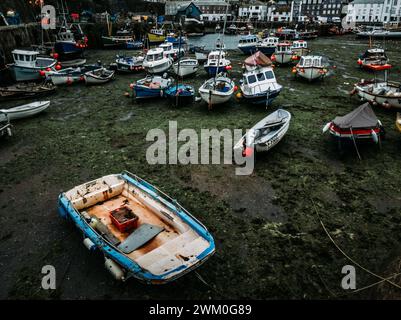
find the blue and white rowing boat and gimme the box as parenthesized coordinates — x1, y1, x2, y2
(131, 75, 173, 99)
(58, 171, 215, 284)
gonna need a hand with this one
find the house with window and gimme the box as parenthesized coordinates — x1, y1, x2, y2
(345, 0, 401, 24)
(238, 1, 268, 21)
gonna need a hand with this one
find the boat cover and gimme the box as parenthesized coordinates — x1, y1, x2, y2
(244, 51, 272, 67)
(332, 103, 379, 129)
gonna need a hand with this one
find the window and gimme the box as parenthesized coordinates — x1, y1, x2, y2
(257, 72, 265, 81)
(265, 71, 274, 80)
(247, 75, 257, 84)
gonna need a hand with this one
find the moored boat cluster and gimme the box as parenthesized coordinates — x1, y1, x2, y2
(2, 7, 401, 287)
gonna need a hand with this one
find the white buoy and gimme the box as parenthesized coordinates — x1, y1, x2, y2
(83, 238, 96, 251)
(104, 258, 125, 281)
(322, 122, 331, 133)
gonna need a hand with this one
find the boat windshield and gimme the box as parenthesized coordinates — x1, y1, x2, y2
(147, 53, 163, 61)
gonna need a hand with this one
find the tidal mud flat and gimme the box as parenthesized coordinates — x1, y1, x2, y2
(1, 35, 401, 299)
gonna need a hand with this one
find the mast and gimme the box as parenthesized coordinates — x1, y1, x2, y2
(175, 27, 183, 107)
(214, 4, 229, 83)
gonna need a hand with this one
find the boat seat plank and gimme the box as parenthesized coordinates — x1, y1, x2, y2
(118, 223, 164, 254)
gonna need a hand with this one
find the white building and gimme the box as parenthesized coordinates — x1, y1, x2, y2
(238, 2, 268, 21)
(346, 0, 401, 24)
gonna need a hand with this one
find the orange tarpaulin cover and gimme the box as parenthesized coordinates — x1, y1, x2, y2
(244, 51, 272, 67)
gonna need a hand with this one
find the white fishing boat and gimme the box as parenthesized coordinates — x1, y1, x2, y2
(172, 58, 198, 77)
(291, 40, 309, 58)
(198, 75, 235, 108)
(0, 101, 50, 120)
(159, 42, 184, 61)
(239, 52, 282, 105)
(143, 48, 173, 74)
(203, 50, 231, 77)
(8, 49, 58, 82)
(84, 68, 115, 85)
(272, 42, 294, 65)
(256, 37, 279, 56)
(293, 56, 330, 81)
(233, 109, 291, 158)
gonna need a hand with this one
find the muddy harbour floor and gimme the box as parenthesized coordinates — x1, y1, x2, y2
(1, 35, 401, 299)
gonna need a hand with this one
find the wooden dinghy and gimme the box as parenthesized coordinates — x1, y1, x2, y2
(0, 101, 50, 120)
(58, 171, 215, 284)
(234, 109, 291, 158)
(0, 82, 56, 102)
(84, 68, 115, 85)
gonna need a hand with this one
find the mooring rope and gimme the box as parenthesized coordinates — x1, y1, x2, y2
(302, 180, 401, 291)
(308, 189, 401, 290)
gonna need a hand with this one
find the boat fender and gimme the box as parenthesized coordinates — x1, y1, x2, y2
(371, 130, 378, 144)
(83, 237, 96, 251)
(322, 122, 331, 133)
(104, 258, 125, 281)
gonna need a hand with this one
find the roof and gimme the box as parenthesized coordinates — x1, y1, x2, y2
(245, 51, 272, 67)
(333, 103, 379, 129)
(350, 0, 384, 4)
(12, 49, 39, 55)
(147, 47, 164, 54)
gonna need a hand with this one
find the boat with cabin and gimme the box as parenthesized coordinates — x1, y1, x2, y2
(256, 37, 279, 56)
(357, 48, 391, 71)
(239, 52, 282, 105)
(8, 50, 58, 82)
(293, 56, 330, 81)
(159, 42, 184, 61)
(204, 50, 231, 77)
(291, 40, 309, 59)
(272, 42, 295, 65)
(143, 48, 173, 74)
(148, 28, 166, 45)
(238, 34, 260, 55)
(115, 54, 144, 73)
(57, 171, 215, 284)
